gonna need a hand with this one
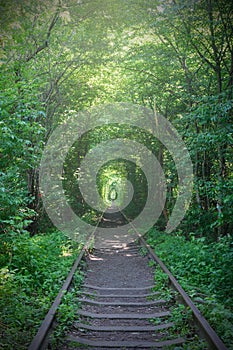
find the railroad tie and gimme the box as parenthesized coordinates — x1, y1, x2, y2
(66, 243, 185, 349)
(28, 210, 228, 350)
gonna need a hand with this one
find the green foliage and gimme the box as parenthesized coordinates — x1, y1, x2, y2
(168, 304, 207, 350)
(0, 230, 83, 350)
(0, 0, 233, 346)
(147, 228, 233, 348)
(151, 263, 208, 349)
(50, 270, 84, 347)
(148, 229, 233, 306)
(0, 68, 45, 236)
(153, 269, 169, 291)
(180, 92, 233, 237)
(1, 0, 233, 238)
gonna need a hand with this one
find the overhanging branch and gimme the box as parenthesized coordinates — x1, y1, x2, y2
(26, 9, 59, 62)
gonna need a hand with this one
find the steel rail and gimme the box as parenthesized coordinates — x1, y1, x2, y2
(120, 211, 228, 350)
(28, 206, 228, 350)
(28, 214, 104, 350)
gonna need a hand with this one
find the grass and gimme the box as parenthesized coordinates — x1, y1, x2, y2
(146, 228, 233, 349)
(0, 230, 83, 350)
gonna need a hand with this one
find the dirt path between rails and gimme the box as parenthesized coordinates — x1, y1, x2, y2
(84, 244, 154, 290)
(60, 210, 184, 349)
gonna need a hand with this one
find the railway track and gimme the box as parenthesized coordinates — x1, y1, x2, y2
(28, 208, 227, 350)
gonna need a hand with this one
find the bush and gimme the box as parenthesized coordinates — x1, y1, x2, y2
(146, 228, 233, 348)
(0, 230, 83, 350)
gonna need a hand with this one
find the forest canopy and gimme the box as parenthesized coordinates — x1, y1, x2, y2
(1, 0, 232, 239)
(1, 0, 233, 348)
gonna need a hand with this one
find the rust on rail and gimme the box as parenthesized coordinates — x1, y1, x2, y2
(119, 209, 228, 350)
(28, 215, 103, 350)
(138, 234, 228, 350)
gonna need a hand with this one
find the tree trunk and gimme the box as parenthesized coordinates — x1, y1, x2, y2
(27, 168, 40, 235)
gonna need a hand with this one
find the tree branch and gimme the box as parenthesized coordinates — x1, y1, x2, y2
(26, 9, 59, 62)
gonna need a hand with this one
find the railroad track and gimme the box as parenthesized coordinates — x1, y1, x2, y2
(28, 208, 227, 350)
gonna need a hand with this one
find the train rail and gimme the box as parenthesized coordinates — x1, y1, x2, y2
(28, 208, 227, 350)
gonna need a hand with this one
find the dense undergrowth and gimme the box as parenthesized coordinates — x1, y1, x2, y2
(146, 228, 233, 348)
(0, 230, 83, 350)
(1, 225, 232, 349)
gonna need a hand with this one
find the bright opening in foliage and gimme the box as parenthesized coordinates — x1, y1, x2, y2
(97, 160, 127, 207)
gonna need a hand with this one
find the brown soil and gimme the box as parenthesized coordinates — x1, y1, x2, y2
(60, 212, 183, 349)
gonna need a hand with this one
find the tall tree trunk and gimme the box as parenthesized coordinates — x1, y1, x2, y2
(27, 168, 40, 235)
